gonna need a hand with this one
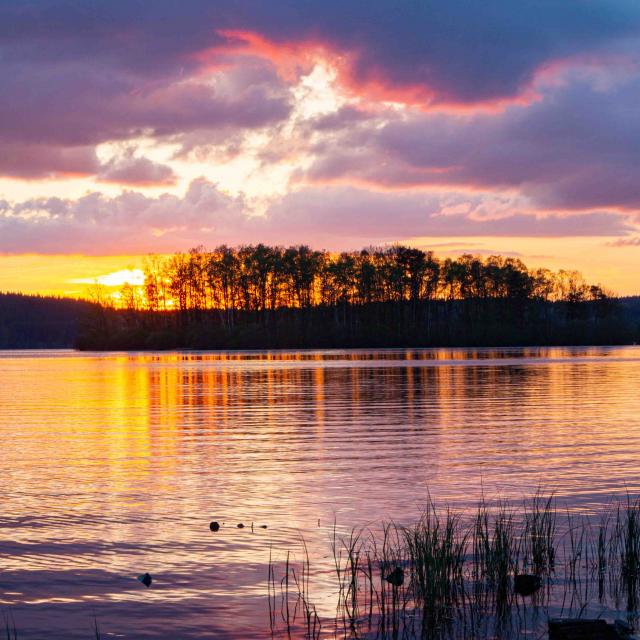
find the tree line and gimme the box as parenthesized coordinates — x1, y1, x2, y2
(77, 244, 638, 350)
(0, 292, 96, 348)
(128, 245, 610, 314)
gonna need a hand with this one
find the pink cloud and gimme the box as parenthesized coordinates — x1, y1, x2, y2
(0, 144, 99, 180)
(0, 183, 635, 257)
(97, 153, 176, 186)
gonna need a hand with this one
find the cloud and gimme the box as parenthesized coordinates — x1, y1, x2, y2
(0, 179, 247, 254)
(298, 70, 640, 212)
(1, 182, 634, 256)
(215, 1, 640, 106)
(263, 186, 635, 243)
(0, 57, 291, 147)
(607, 237, 640, 247)
(97, 152, 176, 186)
(0, 36, 291, 184)
(1, 1, 638, 136)
(0, 144, 99, 179)
(1, 0, 640, 258)
(0, 50, 292, 178)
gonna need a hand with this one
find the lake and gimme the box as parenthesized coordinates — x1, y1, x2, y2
(1, 347, 640, 638)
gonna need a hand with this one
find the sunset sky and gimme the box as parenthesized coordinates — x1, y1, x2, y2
(2, 1, 640, 296)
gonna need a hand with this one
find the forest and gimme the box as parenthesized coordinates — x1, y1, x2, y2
(75, 245, 640, 350)
(0, 292, 96, 348)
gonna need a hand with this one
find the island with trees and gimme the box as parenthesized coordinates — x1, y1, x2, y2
(74, 245, 640, 350)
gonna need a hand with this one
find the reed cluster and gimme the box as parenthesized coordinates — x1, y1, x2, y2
(7, 494, 640, 638)
(269, 493, 640, 639)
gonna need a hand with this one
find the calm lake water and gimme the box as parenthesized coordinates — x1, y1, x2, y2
(1, 347, 640, 638)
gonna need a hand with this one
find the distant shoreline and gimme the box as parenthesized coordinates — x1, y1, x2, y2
(75, 301, 638, 351)
(2, 244, 640, 350)
(74, 337, 639, 352)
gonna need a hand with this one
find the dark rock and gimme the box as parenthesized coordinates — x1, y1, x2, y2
(549, 618, 621, 639)
(237, 523, 245, 529)
(209, 521, 220, 532)
(137, 573, 152, 588)
(259, 525, 267, 529)
(514, 573, 541, 596)
(385, 566, 404, 587)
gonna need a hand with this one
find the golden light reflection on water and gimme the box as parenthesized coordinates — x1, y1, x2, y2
(1, 347, 640, 638)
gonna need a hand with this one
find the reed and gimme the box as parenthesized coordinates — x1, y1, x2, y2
(404, 502, 467, 626)
(522, 491, 556, 573)
(267, 494, 640, 639)
(3, 613, 16, 640)
(473, 500, 516, 593)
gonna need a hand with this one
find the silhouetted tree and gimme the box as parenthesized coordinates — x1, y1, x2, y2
(75, 244, 635, 350)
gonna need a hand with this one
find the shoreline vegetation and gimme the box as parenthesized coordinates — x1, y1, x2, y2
(1, 245, 639, 350)
(76, 245, 639, 351)
(267, 493, 640, 639)
(7, 494, 640, 638)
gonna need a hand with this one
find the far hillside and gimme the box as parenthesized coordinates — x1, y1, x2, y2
(0, 292, 96, 348)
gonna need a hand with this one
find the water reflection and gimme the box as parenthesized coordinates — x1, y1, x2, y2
(0, 347, 639, 638)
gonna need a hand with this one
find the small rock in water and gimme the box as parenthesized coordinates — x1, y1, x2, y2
(385, 566, 404, 587)
(237, 523, 245, 529)
(209, 521, 220, 532)
(259, 525, 267, 529)
(514, 573, 541, 596)
(137, 573, 152, 588)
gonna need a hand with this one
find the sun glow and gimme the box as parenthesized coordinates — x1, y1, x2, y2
(70, 268, 146, 288)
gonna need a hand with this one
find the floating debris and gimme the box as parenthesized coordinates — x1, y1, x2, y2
(514, 573, 541, 596)
(385, 566, 404, 587)
(209, 521, 220, 532)
(137, 573, 152, 588)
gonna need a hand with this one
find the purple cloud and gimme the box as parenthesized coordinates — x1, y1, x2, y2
(6, 1, 635, 104)
(0, 183, 635, 256)
(97, 152, 176, 186)
(263, 187, 635, 242)
(0, 143, 99, 179)
(299, 71, 640, 212)
(0, 179, 246, 254)
(0, 56, 291, 144)
(0, 47, 291, 178)
(1, 0, 640, 251)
